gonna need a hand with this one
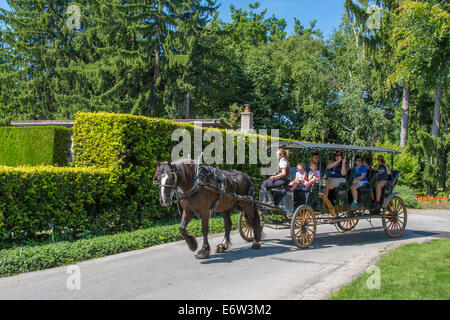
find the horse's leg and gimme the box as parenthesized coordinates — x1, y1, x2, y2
(180, 208, 197, 252)
(216, 210, 232, 253)
(195, 213, 211, 259)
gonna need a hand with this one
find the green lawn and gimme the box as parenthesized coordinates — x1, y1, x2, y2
(330, 239, 450, 300)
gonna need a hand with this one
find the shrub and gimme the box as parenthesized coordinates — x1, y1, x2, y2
(0, 166, 126, 241)
(0, 126, 72, 167)
(375, 141, 420, 187)
(393, 185, 419, 208)
(72, 112, 289, 223)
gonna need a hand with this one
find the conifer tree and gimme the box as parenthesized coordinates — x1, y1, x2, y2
(0, 0, 74, 121)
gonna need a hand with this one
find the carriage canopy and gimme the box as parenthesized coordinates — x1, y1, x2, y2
(270, 141, 401, 154)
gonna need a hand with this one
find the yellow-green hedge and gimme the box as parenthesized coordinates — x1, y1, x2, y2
(0, 166, 125, 240)
(0, 126, 72, 167)
(72, 112, 290, 222)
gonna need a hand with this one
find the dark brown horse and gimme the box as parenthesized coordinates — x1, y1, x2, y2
(153, 159, 262, 259)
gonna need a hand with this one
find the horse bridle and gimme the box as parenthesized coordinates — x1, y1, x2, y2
(153, 167, 179, 206)
(153, 164, 202, 206)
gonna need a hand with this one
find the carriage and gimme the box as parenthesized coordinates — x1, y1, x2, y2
(238, 141, 408, 249)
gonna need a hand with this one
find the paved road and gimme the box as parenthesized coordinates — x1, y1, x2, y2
(0, 209, 448, 300)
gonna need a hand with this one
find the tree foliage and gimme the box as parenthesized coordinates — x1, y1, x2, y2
(0, 0, 448, 193)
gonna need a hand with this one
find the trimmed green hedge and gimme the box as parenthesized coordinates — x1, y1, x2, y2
(0, 214, 239, 277)
(72, 112, 288, 223)
(0, 112, 286, 242)
(0, 126, 72, 167)
(0, 166, 126, 241)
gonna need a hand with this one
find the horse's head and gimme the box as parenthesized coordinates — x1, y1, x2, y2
(153, 160, 177, 207)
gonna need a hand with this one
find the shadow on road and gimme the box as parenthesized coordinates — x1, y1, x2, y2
(201, 229, 445, 264)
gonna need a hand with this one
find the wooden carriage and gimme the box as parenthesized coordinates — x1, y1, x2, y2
(238, 142, 407, 249)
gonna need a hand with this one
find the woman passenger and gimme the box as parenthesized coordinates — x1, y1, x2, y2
(324, 152, 348, 198)
(372, 155, 392, 205)
(363, 156, 372, 170)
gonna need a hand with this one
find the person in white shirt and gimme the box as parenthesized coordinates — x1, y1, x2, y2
(261, 148, 291, 204)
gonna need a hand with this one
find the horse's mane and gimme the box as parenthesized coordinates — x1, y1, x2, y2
(172, 159, 197, 190)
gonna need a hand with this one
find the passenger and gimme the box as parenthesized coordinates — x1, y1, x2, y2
(288, 163, 308, 191)
(324, 152, 348, 198)
(304, 162, 320, 189)
(350, 155, 368, 207)
(261, 148, 291, 204)
(308, 152, 326, 173)
(363, 156, 372, 170)
(372, 155, 392, 205)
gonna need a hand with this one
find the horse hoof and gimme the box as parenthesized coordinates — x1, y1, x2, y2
(215, 241, 230, 254)
(195, 249, 210, 260)
(252, 242, 261, 250)
(187, 237, 198, 252)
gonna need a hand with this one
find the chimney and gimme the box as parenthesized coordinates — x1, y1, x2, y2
(240, 105, 253, 133)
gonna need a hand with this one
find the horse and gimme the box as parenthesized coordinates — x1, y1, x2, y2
(153, 159, 262, 259)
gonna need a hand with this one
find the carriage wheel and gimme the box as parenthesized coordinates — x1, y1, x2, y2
(383, 196, 407, 238)
(337, 211, 359, 231)
(238, 210, 264, 242)
(291, 205, 316, 249)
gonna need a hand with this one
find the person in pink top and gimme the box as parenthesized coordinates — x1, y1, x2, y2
(288, 163, 308, 191)
(304, 163, 320, 189)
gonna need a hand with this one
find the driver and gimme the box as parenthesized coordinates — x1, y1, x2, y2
(261, 148, 291, 204)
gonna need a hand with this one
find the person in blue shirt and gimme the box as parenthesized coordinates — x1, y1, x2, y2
(350, 155, 368, 207)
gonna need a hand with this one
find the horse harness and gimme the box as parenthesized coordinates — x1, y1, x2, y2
(154, 163, 254, 214)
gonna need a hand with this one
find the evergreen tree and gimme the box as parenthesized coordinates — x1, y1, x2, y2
(0, 0, 74, 121)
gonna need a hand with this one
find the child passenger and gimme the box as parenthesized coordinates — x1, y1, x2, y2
(288, 163, 308, 191)
(304, 163, 320, 189)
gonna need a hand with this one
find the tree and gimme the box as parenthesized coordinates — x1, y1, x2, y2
(344, 0, 413, 148)
(0, 0, 75, 121)
(389, 0, 449, 193)
(328, 21, 393, 146)
(244, 34, 334, 141)
(162, 0, 220, 118)
(390, 0, 449, 138)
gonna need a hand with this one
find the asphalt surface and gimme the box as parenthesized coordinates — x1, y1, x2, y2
(0, 209, 448, 300)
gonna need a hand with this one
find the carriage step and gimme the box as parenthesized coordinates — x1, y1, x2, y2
(329, 226, 387, 236)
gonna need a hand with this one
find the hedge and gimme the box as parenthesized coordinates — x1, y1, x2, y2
(72, 112, 290, 224)
(0, 166, 126, 241)
(0, 214, 239, 277)
(0, 126, 72, 167)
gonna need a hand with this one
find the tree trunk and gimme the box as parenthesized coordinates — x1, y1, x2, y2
(184, 91, 190, 119)
(150, 47, 160, 116)
(400, 85, 410, 148)
(432, 83, 443, 137)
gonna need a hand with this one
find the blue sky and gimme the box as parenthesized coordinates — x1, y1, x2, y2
(0, 0, 346, 37)
(218, 0, 346, 37)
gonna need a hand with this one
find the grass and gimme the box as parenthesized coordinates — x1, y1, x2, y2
(0, 213, 240, 278)
(329, 238, 450, 300)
